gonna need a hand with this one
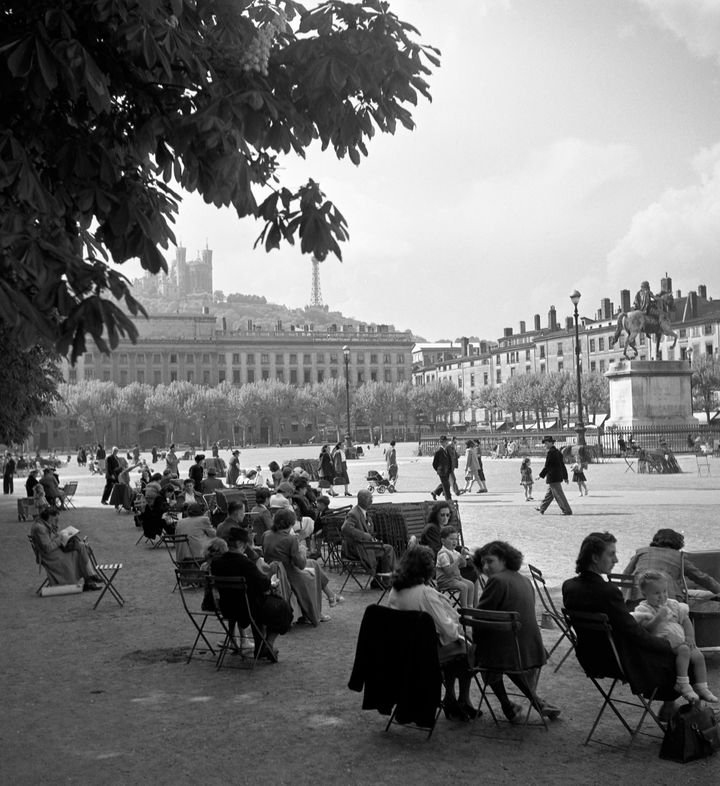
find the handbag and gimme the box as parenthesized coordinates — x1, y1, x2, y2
(659, 703, 719, 763)
(261, 592, 293, 635)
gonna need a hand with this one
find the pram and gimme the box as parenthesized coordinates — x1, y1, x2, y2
(366, 469, 395, 494)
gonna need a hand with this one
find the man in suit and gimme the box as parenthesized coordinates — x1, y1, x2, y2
(341, 490, 396, 577)
(101, 446, 120, 505)
(562, 531, 678, 719)
(536, 435, 572, 515)
(431, 435, 453, 501)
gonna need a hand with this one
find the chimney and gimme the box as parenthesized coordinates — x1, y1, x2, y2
(519, 320, 526, 334)
(601, 298, 612, 319)
(698, 284, 707, 299)
(620, 290, 631, 313)
(247, 319, 253, 331)
(276, 320, 282, 331)
(548, 306, 557, 330)
(503, 327, 513, 337)
(565, 317, 573, 330)
(661, 275, 672, 293)
(676, 289, 682, 298)
(685, 291, 698, 320)
(534, 314, 541, 331)
(479, 341, 488, 354)
(460, 337, 469, 356)
(221, 317, 227, 334)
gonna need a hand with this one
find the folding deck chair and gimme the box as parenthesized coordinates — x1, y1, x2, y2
(338, 541, 392, 596)
(61, 481, 78, 509)
(562, 609, 666, 751)
(28, 535, 50, 595)
(528, 564, 575, 673)
(175, 568, 220, 663)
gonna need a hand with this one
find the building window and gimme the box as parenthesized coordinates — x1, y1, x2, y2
(289, 353, 297, 364)
(170, 353, 178, 364)
(316, 353, 325, 365)
(68, 369, 77, 383)
(275, 353, 284, 364)
(232, 370, 241, 384)
(247, 369, 255, 383)
(397, 353, 405, 364)
(202, 353, 210, 364)
(370, 370, 377, 381)
(137, 370, 145, 383)
(356, 353, 365, 364)
(218, 369, 226, 383)
(539, 346, 545, 359)
(84, 353, 93, 364)
(706, 343, 714, 357)
(483, 373, 489, 386)
(262, 369, 269, 380)
(136, 353, 145, 364)
(704, 324, 713, 335)
(370, 353, 378, 364)
(203, 370, 210, 384)
(276, 369, 284, 382)
(679, 328, 686, 338)
(290, 369, 298, 384)
(599, 360, 605, 372)
(384, 369, 392, 382)
(557, 343, 563, 356)
(232, 353, 240, 364)
(357, 371, 364, 384)
(330, 368, 338, 379)
(598, 337, 605, 351)
(304, 369, 312, 384)
(186, 371, 194, 382)
(303, 353, 312, 365)
(261, 353, 269, 364)
(496, 370, 501, 384)
(589, 339, 596, 352)
(540, 363, 545, 374)
(590, 361, 596, 372)
(186, 354, 194, 364)
(102, 370, 111, 380)
(154, 370, 162, 384)
(525, 349, 530, 360)
(84, 369, 94, 380)
(382, 353, 390, 364)
(170, 370, 178, 381)
(557, 361, 563, 372)
(218, 355, 226, 365)
(317, 369, 324, 383)
(246, 353, 255, 364)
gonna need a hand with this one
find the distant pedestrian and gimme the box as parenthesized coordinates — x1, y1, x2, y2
(386, 440, 398, 487)
(570, 461, 588, 496)
(447, 437, 462, 495)
(430, 435, 453, 501)
(520, 457, 533, 501)
(3, 452, 16, 494)
(536, 436, 572, 516)
(151, 445, 158, 464)
(101, 446, 121, 505)
(462, 440, 482, 493)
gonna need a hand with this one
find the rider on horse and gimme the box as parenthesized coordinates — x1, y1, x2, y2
(633, 281, 656, 317)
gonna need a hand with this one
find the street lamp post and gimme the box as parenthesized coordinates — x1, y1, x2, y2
(570, 290, 586, 447)
(343, 345, 351, 442)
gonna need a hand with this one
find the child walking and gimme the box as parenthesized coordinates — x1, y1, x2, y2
(520, 457, 533, 501)
(632, 570, 718, 702)
(570, 460, 588, 496)
(435, 525, 479, 607)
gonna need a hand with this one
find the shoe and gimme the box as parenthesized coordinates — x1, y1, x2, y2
(502, 702, 524, 724)
(295, 615, 311, 626)
(694, 685, 718, 702)
(328, 595, 344, 607)
(535, 507, 544, 515)
(320, 613, 332, 622)
(658, 701, 676, 722)
(344, 492, 352, 497)
(308, 551, 321, 560)
(83, 582, 101, 592)
(528, 496, 533, 500)
(461, 702, 481, 720)
(443, 698, 470, 722)
(562, 512, 573, 516)
(430, 492, 437, 500)
(100, 501, 109, 505)
(675, 682, 699, 701)
(537, 700, 562, 719)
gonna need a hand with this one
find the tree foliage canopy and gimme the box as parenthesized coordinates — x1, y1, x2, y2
(0, 0, 438, 360)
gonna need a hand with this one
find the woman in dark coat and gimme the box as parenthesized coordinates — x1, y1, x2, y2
(474, 540, 560, 722)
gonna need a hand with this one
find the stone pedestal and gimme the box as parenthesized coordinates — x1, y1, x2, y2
(605, 360, 694, 428)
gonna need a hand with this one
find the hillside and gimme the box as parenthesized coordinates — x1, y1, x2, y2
(136, 293, 423, 339)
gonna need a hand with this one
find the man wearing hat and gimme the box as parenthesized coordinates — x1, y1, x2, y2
(431, 435, 453, 501)
(201, 466, 226, 494)
(537, 436, 572, 515)
(227, 449, 241, 486)
(175, 502, 216, 561)
(633, 280, 656, 316)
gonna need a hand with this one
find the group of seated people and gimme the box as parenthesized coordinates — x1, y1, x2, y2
(25, 467, 68, 510)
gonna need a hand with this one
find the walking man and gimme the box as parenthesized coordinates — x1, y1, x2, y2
(386, 440, 398, 487)
(536, 435, 572, 515)
(431, 435, 453, 501)
(3, 451, 16, 494)
(447, 436, 462, 495)
(101, 446, 120, 505)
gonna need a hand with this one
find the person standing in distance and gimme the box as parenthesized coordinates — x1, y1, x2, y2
(431, 435, 453, 501)
(536, 435, 572, 515)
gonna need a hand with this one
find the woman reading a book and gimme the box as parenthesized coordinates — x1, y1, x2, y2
(30, 509, 102, 591)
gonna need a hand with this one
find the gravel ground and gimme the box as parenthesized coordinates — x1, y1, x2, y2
(1, 443, 719, 785)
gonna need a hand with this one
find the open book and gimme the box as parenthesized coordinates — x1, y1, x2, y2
(59, 526, 80, 546)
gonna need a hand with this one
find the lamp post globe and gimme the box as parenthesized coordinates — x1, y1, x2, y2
(570, 290, 586, 447)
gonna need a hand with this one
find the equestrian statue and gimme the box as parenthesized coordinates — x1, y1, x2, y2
(609, 281, 678, 360)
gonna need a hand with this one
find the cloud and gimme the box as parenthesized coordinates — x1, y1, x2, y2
(636, 0, 720, 64)
(607, 141, 720, 286)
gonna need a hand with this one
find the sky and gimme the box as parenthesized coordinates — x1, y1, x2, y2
(123, 0, 720, 341)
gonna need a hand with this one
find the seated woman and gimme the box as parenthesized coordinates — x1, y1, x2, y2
(473, 541, 560, 722)
(417, 502, 479, 587)
(140, 486, 177, 540)
(211, 527, 284, 661)
(30, 509, 101, 591)
(562, 531, 680, 720)
(623, 528, 720, 606)
(250, 487, 273, 544)
(262, 509, 338, 625)
(109, 461, 140, 512)
(388, 545, 477, 722)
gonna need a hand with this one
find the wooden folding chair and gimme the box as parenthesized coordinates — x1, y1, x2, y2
(174, 568, 220, 663)
(27, 535, 50, 595)
(62, 481, 78, 509)
(528, 563, 575, 673)
(87, 544, 124, 610)
(459, 608, 549, 734)
(206, 575, 277, 670)
(562, 609, 665, 750)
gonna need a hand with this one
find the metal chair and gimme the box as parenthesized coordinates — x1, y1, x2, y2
(459, 608, 549, 734)
(338, 541, 392, 595)
(562, 609, 665, 750)
(174, 568, 220, 663)
(27, 534, 50, 595)
(87, 544, 124, 610)
(161, 533, 204, 591)
(62, 481, 78, 509)
(527, 563, 575, 672)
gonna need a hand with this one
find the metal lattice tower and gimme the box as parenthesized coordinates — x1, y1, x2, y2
(309, 255, 324, 307)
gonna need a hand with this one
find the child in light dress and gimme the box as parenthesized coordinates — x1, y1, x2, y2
(519, 457, 533, 501)
(435, 525, 478, 607)
(33, 482, 50, 512)
(570, 461, 588, 496)
(631, 570, 717, 702)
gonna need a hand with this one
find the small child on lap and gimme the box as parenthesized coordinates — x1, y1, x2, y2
(632, 569, 717, 702)
(435, 525, 478, 608)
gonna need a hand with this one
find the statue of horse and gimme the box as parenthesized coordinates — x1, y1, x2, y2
(609, 291, 678, 360)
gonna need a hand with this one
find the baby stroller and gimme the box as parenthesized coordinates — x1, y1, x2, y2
(366, 470, 395, 494)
